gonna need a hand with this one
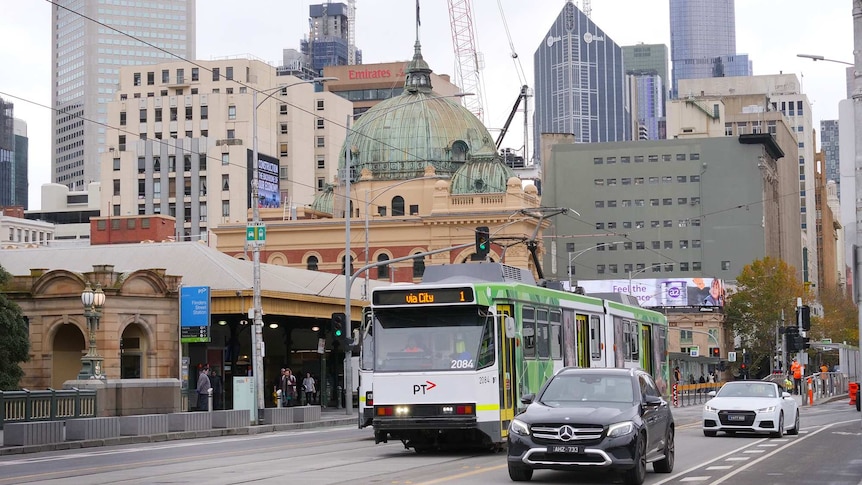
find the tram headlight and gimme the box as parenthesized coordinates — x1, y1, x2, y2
(510, 418, 530, 436)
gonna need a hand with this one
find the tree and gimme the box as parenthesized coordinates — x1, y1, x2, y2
(0, 265, 29, 390)
(723, 257, 803, 377)
(813, 285, 858, 345)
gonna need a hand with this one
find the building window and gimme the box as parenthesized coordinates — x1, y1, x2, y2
(635, 221, 644, 228)
(608, 200, 617, 208)
(648, 155, 658, 163)
(222, 200, 230, 217)
(280, 123, 288, 134)
(691, 197, 700, 205)
(168, 155, 176, 172)
(649, 177, 659, 184)
(222, 174, 229, 190)
(651, 221, 660, 228)
(317, 177, 325, 191)
(594, 179, 604, 186)
(662, 154, 672, 162)
(113, 158, 121, 171)
(154, 108, 162, 122)
(595, 222, 605, 230)
(185, 106, 193, 120)
(113, 179, 120, 196)
(192, 68, 199, 81)
(120, 111, 127, 126)
(118, 135, 126, 151)
(680, 262, 689, 271)
(392, 196, 405, 216)
(280, 144, 289, 157)
(377, 254, 390, 279)
(678, 197, 687, 205)
(594, 157, 603, 164)
(607, 178, 617, 186)
(133, 73, 141, 86)
(652, 241, 660, 249)
(212, 67, 220, 81)
(663, 198, 672, 206)
(622, 221, 632, 229)
(620, 156, 630, 163)
(634, 155, 644, 163)
(170, 107, 178, 121)
(636, 242, 645, 250)
(663, 220, 672, 227)
(609, 264, 618, 274)
(664, 241, 672, 249)
(228, 105, 236, 120)
(225, 66, 233, 80)
(606, 157, 616, 164)
(721, 261, 731, 270)
(280, 104, 288, 115)
(650, 199, 659, 207)
(316, 137, 325, 147)
(221, 153, 229, 166)
(597, 264, 605, 274)
(690, 175, 700, 182)
(692, 239, 701, 248)
(692, 262, 702, 271)
(595, 201, 604, 208)
(227, 129, 235, 139)
(317, 156, 325, 169)
(317, 118, 325, 129)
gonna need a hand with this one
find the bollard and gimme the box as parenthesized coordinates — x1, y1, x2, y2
(849, 382, 859, 407)
(208, 388, 213, 412)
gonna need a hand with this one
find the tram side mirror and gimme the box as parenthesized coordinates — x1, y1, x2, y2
(504, 315, 516, 339)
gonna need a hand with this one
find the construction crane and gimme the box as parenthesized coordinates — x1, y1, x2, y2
(346, 0, 357, 65)
(447, 0, 485, 123)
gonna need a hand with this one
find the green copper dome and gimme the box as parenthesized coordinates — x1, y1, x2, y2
(339, 40, 497, 182)
(449, 159, 515, 195)
(310, 183, 335, 214)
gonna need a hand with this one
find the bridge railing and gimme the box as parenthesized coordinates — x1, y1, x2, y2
(0, 388, 97, 429)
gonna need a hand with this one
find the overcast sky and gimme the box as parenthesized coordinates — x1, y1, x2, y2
(0, 0, 854, 209)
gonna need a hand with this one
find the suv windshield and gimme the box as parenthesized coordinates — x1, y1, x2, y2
(373, 307, 494, 372)
(540, 374, 635, 405)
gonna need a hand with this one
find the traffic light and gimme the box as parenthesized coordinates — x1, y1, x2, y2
(798, 305, 811, 331)
(785, 326, 801, 352)
(331, 312, 353, 349)
(475, 226, 490, 259)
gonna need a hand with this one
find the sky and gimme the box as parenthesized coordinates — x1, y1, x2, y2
(0, 0, 855, 210)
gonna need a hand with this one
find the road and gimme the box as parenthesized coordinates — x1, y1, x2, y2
(0, 402, 859, 485)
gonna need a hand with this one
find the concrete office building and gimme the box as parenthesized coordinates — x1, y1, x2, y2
(669, 0, 751, 98)
(51, 0, 195, 190)
(100, 58, 352, 242)
(533, 1, 631, 157)
(678, 75, 817, 289)
(540, 136, 801, 285)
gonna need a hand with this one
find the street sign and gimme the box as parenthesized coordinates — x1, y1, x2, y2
(821, 338, 832, 344)
(246, 224, 266, 242)
(690, 346, 699, 357)
(727, 351, 737, 362)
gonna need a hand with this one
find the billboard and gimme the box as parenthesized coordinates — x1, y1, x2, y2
(180, 285, 211, 343)
(247, 150, 281, 209)
(578, 277, 727, 308)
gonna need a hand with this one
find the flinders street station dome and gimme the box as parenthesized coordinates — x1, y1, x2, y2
(338, 40, 504, 185)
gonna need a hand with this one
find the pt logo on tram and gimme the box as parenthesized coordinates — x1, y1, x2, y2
(413, 381, 437, 394)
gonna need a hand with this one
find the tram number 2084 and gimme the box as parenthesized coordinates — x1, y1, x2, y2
(451, 359, 474, 369)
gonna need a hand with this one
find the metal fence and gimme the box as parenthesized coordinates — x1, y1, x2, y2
(672, 382, 723, 407)
(0, 388, 97, 429)
(673, 372, 852, 408)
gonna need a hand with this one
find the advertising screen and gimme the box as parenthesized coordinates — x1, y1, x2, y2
(247, 150, 281, 208)
(578, 277, 727, 308)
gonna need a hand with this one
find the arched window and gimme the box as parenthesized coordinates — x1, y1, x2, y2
(451, 140, 468, 161)
(412, 253, 425, 278)
(341, 255, 354, 275)
(306, 255, 319, 271)
(392, 196, 405, 216)
(377, 254, 390, 279)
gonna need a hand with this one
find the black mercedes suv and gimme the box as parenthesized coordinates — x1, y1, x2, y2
(507, 367, 674, 484)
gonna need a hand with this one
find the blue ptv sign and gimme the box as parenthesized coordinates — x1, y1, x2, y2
(180, 286, 210, 343)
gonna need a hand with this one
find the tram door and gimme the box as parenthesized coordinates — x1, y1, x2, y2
(641, 324, 653, 375)
(497, 304, 517, 438)
(576, 314, 590, 368)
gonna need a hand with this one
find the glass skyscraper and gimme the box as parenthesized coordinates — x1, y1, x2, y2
(51, 1, 196, 190)
(669, 0, 751, 98)
(533, 1, 630, 157)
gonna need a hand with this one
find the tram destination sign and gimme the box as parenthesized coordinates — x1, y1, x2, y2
(373, 287, 475, 306)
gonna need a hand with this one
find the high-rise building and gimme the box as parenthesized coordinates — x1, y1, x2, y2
(51, 1, 196, 191)
(533, 1, 631, 156)
(669, 0, 751, 98)
(301, 2, 362, 76)
(622, 44, 668, 140)
(0, 97, 27, 208)
(101, 59, 352, 242)
(821, 120, 840, 194)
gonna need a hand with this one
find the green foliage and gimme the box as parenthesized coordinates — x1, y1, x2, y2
(0, 265, 29, 390)
(723, 257, 803, 377)
(814, 285, 858, 345)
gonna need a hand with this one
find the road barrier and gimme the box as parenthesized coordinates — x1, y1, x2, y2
(0, 388, 97, 429)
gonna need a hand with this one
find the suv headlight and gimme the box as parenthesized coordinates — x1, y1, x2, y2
(510, 418, 530, 436)
(607, 421, 635, 438)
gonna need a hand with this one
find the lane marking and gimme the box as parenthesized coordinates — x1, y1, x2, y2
(709, 419, 860, 485)
(652, 437, 768, 484)
(680, 477, 711, 482)
(725, 457, 750, 461)
(706, 466, 733, 470)
(743, 449, 765, 454)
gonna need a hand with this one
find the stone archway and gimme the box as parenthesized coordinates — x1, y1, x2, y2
(121, 323, 149, 378)
(52, 324, 85, 388)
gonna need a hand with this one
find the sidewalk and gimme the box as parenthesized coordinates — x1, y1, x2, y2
(0, 407, 358, 456)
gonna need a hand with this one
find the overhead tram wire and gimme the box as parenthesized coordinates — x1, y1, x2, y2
(40, 0, 542, 213)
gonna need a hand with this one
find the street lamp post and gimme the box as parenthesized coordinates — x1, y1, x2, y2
(251, 77, 336, 415)
(78, 282, 107, 380)
(566, 241, 624, 289)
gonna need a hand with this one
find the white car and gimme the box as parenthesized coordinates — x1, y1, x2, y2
(702, 381, 799, 438)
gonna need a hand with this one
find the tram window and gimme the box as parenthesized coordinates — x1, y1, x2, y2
(630, 321, 640, 362)
(589, 316, 601, 359)
(537, 308, 550, 358)
(477, 316, 495, 369)
(522, 306, 536, 358)
(623, 321, 631, 360)
(550, 310, 562, 360)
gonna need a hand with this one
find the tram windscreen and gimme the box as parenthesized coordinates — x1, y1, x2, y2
(373, 307, 494, 372)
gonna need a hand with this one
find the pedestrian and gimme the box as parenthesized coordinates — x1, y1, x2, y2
(303, 372, 316, 405)
(283, 368, 297, 406)
(791, 358, 803, 395)
(210, 367, 223, 410)
(673, 366, 681, 383)
(197, 364, 211, 411)
(820, 363, 829, 397)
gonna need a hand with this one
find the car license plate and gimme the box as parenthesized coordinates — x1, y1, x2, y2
(548, 445, 581, 454)
(728, 414, 746, 421)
